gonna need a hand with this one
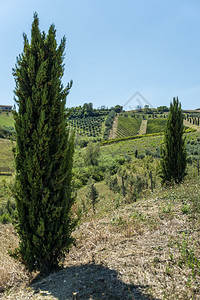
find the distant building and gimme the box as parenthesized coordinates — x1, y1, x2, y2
(0, 105, 12, 112)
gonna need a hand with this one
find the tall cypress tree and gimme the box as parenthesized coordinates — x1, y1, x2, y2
(160, 97, 187, 184)
(12, 13, 75, 272)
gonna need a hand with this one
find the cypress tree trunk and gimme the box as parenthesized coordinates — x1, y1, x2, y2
(160, 97, 187, 184)
(12, 13, 75, 272)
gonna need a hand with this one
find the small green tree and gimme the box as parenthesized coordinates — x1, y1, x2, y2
(83, 141, 100, 166)
(12, 13, 75, 272)
(160, 97, 187, 184)
(86, 177, 99, 214)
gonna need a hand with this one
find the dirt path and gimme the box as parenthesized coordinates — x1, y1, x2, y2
(139, 119, 147, 135)
(184, 120, 200, 131)
(108, 116, 118, 139)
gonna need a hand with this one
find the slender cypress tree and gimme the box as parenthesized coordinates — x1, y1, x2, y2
(160, 97, 187, 184)
(12, 13, 75, 272)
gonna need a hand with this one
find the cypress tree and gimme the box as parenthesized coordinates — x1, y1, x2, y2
(160, 97, 187, 184)
(12, 13, 75, 272)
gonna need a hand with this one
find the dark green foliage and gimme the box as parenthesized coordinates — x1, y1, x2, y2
(114, 105, 123, 113)
(0, 199, 16, 224)
(0, 125, 16, 139)
(66, 103, 111, 119)
(157, 106, 169, 113)
(137, 153, 145, 159)
(160, 97, 187, 184)
(105, 173, 120, 193)
(126, 174, 146, 202)
(12, 13, 75, 272)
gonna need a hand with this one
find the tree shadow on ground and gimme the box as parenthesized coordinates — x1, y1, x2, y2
(31, 264, 158, 300)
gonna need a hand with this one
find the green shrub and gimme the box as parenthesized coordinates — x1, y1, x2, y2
(0, 213, 12, 224)
(83, 142, 100, 166)
(0, 198, 16, 224)
(125, 174, 146, 202)
(86, 177, 99, 214)
(105, 173, 120, 194)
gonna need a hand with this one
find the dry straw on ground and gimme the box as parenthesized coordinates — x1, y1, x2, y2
(0, 224, 29, 293)
(1, 188, 200, 299)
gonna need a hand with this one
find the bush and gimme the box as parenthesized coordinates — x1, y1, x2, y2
(105, 173, 120, 194)
(187, 155, 193, 165)
(83, 142, 100, 166)
(0, 198, 16, 224)
(0, 213, 12, 224)
(98, 155, 120, 175)
(0, 125, 16, 140)
(115, 156, 126, 165)
(126, 174, 146, 202)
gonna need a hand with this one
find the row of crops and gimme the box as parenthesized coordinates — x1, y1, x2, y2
(68, 113, 200, 140)
(146, 119, 167, 134)
(186, 138, 200, 163)
(116, 115, 142, 138)
(185, 115, 200, 126)
(68, 116, 106, 137)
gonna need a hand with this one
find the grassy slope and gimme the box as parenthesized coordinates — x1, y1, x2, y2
(0, 139, 14, 174)
(102, 134, 164, 157)
(0, 113, 14, 127)
(1, 131, 200, 299)
(1, 177, 200, 299)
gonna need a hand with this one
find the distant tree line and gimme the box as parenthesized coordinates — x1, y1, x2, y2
(66, 103, 123, 119)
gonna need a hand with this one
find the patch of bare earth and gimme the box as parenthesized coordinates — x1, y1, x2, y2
(1, 195, 200, 299)
(0, 224, 30, 295)
(139, 120, 147, 135)
(108, 116, 118, 140)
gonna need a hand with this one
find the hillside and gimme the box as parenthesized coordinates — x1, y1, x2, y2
(0, 127, 200, 299)
(1, 176, 200, 299)
(0, 108, 200, 299)
(116, 113, 142, 138)
(0, 113, 14, 127)
(0, 108, 200, 142)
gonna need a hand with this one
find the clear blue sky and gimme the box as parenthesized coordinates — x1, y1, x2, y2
(1, 0, 200, 110)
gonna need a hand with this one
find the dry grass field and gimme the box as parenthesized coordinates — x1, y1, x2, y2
(0, 177, 199, 299)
